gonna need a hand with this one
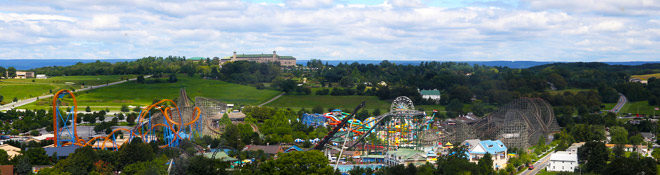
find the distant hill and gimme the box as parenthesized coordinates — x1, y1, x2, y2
(297, 60, 660, 69)
(0, 59, 657, 70)
(0, 59, 135, 70)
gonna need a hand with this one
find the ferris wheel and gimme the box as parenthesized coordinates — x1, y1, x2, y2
(391, 96, 415, 112)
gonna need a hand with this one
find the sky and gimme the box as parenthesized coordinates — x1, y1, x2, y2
(0, 0, 659, 61)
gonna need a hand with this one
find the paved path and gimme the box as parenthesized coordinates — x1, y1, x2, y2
(0, 75, 150, 111)
(520, 149, 554, 175)
(610, 93, 627, 113)
(258, 92, 285, 107)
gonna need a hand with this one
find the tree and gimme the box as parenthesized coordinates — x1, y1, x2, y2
(373, 108, 381, 116)
(137, 75, 145, 83)
(478, 153, 494, 175)
(579, 141, 609, 174)
(609, 126, 628, 144)
(0, 66, 5, 79)
(259, 150, 334, 175)
(436, 145, 479, 174)
(117, 137, 154, 168)
(7, 67, 16, 78)
(126, 113, 136, 125)
(312, 106, 324, 114)
(85, 106, 92, 112)
(54, 146, 98, 174)
(12, 97, 17, 102)
(168, 73, 178, 83)
(15, 156, 32, 175)
(0, 149, 9, 165)
(120, 105, 129, 112)
(186, 155, 229, 175)
(446, 99, 464, 117)
(25, 147, 50, 165)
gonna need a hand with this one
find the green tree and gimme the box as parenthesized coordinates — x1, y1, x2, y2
(0, 149, 9, 165)
(25, 147, 50, 165)
(15, 156, 32, 175)
(7, 67, 16, 78)
(0, 66, 5, 79)
(609, 126, 628, 144)
(136, 75, 145, 83)
(579, 141, 609, 174)
(446, 99, 464, 117)
(312, 106, 324, 114)
(478, 153, 494, 175)
(436, 145, 479, 174)
(117, 138, 155, 168)
(120, 105, 129, 112)
(259, 150, 334, 175)
(86, 106, 92, 112)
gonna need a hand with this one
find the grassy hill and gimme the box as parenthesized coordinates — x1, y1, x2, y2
(631, 73, 660, 80)
(266, 95, 392, 112)
(19, 75, 280, 111)
(0, 75, 135, 103)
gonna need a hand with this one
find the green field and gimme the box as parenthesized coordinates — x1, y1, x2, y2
(620, 101, 659, 115)
(631, 73, 660, 80)
(266, 95, 392, 112)
(546, 88, 594, 95)
(19, 75, 280, 111)
(0, 75, 135, 103)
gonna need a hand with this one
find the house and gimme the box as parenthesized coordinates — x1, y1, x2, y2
(605, 144, 650, 157)
(0, 144, 21, 158)
(566, 142, 584, 154)
(548, 151, 578, 172)
(15, 71, 34, 79)
(384, 148, 426, 166)
(36, 74, 47, 79)
(461, 139, 508, 169)
(202, 151, 238, 162)
(242, 144, 284, 155)
(641, 132, 655, 142)
(0, 165, 13, 175)
(419, 89, 441, 102)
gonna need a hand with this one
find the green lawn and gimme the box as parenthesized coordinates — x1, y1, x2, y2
(620, 101, 659, 115)
(266, 95, 392, 112)
(19, 75, 280, 111)
(0, 75, 135, 103)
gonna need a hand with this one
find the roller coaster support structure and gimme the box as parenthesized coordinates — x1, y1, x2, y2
(313, 101, 365, 150)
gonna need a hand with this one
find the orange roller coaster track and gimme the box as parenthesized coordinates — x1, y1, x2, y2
(52, 89, 203, 150)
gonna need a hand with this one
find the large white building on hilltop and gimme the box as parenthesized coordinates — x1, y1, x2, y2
(548, 151, 578, 172)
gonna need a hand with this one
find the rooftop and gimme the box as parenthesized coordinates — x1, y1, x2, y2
(188, 57, 206, 60)
(420, 89, 441, 96)
(550, 151, 577, 162)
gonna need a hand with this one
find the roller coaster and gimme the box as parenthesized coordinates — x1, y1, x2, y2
(52, 89, 204, 150)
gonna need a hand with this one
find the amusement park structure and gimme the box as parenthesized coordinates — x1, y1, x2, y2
(52, 89, 219, 150)
(310, 96, 559, 153)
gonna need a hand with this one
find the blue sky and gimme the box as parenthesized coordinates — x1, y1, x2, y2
(0, 0, 659, 61)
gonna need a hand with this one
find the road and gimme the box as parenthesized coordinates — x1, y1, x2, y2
(610, 93, 627, 113)
(520, 149, 554, 175)
(258, 92, 285, 107)
(0, 75, 150, 111)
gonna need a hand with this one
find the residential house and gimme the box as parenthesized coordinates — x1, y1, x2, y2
(548, 151, 578, 172)
(15, 71, 34, 79)
(461, 139, 508, 169)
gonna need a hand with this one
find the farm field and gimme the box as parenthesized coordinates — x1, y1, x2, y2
(631, 73, 660, 80)
(620, 100, 659, 116)
(19, 75, 280, 111)
(0, 75, 135, 102)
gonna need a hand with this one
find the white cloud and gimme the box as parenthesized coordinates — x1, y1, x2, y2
(0, 0, 657, 61)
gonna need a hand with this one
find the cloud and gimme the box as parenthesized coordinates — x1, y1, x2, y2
(0, 0, 657, 61)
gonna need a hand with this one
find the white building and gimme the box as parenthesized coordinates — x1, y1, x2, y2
(419, 89, 441, 102)
(384, 148, 426, 166)
(36, 74, 47, 79)
(548, 151, 578, 172)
